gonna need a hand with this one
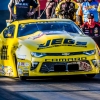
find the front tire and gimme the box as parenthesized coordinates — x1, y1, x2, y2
(19, 76, 27, 81)
(86, 74, 96, 78)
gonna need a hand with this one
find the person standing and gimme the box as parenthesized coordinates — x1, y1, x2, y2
(30, 0, 40, 19)
(81, 13, 100, 36)
(76, 0, 83, 26)
(81, 13, 100, 47)
(8, 0, 39, 20)
(88, 0, 99, 22)
(45, 0, 56, 19)
(55, 0, 76, 20)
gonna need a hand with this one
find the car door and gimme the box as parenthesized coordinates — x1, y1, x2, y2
(1, 25, 15, 60)
(0, 25, 18, 76)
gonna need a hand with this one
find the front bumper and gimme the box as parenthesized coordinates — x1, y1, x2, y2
(17, 55, 100, 77)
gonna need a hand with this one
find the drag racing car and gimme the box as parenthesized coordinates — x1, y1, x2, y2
(0, 18, 100, 80)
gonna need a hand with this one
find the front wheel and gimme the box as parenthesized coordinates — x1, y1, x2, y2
(86, 74, 96, 78)
(19, 76, 27, 81)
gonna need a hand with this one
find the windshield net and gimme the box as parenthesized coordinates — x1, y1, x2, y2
(18, 21, 82, 37)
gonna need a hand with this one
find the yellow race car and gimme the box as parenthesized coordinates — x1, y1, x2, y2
(0, 18, 100, 80)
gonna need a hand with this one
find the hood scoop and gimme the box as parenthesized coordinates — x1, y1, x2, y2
(42, 30, 80, 36)
(28, 30, 81, 40)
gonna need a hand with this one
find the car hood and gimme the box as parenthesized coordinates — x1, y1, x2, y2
(18, 31, 96, 52)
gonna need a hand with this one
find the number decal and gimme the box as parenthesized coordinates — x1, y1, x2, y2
(1, 45, 9, 60)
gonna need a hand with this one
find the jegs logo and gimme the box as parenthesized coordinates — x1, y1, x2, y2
(37, 38, 87, 50)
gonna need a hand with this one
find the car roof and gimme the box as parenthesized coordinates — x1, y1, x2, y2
(12, 18, 72, 24)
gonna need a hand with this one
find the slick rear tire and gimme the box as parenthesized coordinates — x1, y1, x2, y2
(86, 74, 96, 78)
(19, 76, 26, 81)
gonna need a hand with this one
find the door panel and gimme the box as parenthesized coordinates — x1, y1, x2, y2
(0, 25, 18, 77)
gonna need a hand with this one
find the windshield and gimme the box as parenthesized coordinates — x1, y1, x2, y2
(18, 21, 83, 37)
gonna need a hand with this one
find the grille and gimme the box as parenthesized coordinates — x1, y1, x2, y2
(68, 64, 79, 71)
(46, 52, 84, 56)
(40, 61, 90, 73)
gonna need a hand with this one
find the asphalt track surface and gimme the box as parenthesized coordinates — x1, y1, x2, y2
(0, 74, 100, 100)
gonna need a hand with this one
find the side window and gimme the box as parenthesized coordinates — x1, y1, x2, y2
(3, 25, 15, 38)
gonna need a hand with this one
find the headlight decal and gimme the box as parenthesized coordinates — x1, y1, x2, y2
(83, 50, 95, 55)
(31, 50, 95, 58)
(31, 52, 46, 57)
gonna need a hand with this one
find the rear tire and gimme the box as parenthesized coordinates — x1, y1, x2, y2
(86, 74, 96, 78)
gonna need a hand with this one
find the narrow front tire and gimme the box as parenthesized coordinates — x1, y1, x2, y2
(19, 76, 26, 81)
(86, 74, 96, 78)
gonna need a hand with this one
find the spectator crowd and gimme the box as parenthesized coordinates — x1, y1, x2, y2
(8, 0, 100, 37)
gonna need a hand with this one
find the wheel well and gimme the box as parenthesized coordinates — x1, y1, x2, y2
(13, 54, 18, 77)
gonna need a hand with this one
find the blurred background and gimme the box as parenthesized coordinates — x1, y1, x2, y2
(0, 0, 46, 32)
(0, 0, 9, 32)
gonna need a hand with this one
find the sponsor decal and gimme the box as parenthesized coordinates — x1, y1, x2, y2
(17, 62, 21, 67)
(79, 62, 92, 71)
(37, 38, 87, 50)
(17, 65, 29, 75)
(62, 53, 70, 56)
(25, 62, 30, 67)
(0, 65, 5, 75)
(18, 69, 23, 75)
(45, 57, 87, 62)
(67, 61, 91, 71)
(17, 62, 30, 67)
(2, 66, 13, 76)
(15, 2, 28, 6)
(44, 31, 66, 35)
(23, 68, 29, 70)
(21, 62, 25, 66)
(28, 32, 44, 40)
(17, 54, 26, 59)
(23, 70, 29, 73)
